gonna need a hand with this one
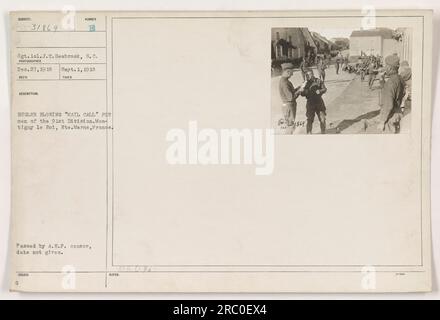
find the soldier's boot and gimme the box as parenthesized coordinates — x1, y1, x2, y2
(390, 113, 402, 134)
(306, 120, 313, 134)
(318, 112, 326, 134)
(320, 122, 326, 134)
(393, 119, 401, 134)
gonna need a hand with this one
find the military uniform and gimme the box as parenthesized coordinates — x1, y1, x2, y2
(335, 56, 340, 74)
(279, 63, 300, 126)
(379, 72, 406, 133)
(317, 59, 326, 81)
(299, 60, 307, 81)
(279, 76, 300, 126)
(301, 77, 327, 134)
(368, 63, 376, 89)
(366, 55, 406, 134)
(399, 62, 412, 113)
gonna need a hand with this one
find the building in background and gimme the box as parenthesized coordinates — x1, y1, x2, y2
(349, 28, 411, 65)
(271, 27, 412, 72)
(311, 32, 334, 55)
(271, 28, 317, 66)
(349, 28, 394, 56)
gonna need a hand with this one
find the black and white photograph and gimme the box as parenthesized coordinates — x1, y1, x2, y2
(271, 27, 412, 134)
(1, 4, 438, 301)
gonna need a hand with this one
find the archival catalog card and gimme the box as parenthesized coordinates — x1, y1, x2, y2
(9, 10, 433, 292)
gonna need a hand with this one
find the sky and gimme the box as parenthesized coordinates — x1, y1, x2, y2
(309, 28, 354, 41)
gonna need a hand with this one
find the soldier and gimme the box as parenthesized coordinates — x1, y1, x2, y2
(399, 61, 412, 114)
(367, 62, 376, 89)
(376, 55, 406, 133)
(335, 52, 341, 74)
(317, 56, 327, 82)
(301, 69, 327, 134)
(278, 63, 301, 127)
(299, 57, 307, 81)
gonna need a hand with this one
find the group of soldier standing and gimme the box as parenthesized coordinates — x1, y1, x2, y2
(278, 51, 411, 134)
